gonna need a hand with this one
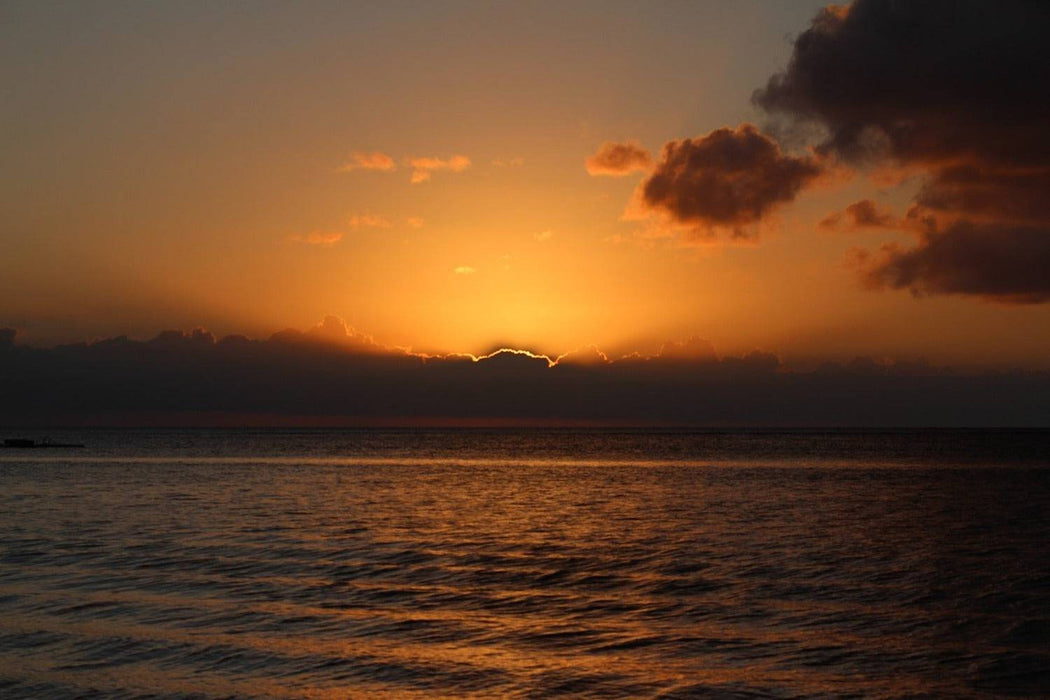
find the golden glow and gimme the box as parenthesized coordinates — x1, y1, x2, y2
(2, 2, 1049, 369)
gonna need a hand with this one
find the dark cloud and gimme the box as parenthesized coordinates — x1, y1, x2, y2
(585, 141, 653, 176)
(852, 222, 1050, 303)
(754, 0, 1050, 301)
(658, 336, 718, 362)
(638, 124, 822, 239)
(2, 326, 1048, 426)
(818, 199, 899, 233)
(754, 1, 1050, 166)
(914, 166, 1050, 227)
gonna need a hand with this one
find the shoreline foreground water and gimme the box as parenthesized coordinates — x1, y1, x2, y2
(1, 428, 1048, 697)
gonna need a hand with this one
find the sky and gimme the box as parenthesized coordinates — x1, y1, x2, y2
(4, 0, 1050, 385)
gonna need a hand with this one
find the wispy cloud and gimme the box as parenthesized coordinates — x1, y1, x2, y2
(586, 141, 652, 176)
(493, 157, 525, 167)
(407, 155, 471, 184)
(348, 214, 393, 229)
(338, 151, 396, 172)
(287, 232, 344, 246)
(454, 266, 476, 275)
(534, 229, 554, 242)
(406, 217, 425, 229)
(818, 200, 901, 233)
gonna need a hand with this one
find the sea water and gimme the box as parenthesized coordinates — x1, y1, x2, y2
(0, 429, 1048, 697)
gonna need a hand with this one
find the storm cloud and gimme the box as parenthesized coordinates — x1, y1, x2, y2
(755, 0, 1050, 301)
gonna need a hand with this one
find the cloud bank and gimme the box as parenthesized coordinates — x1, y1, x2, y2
(2, 324, 1047, 426)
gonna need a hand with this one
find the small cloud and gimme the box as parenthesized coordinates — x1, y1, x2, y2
(534, 229, 554, 242)
(818, 199, 900, 233)
(406, 217, 425, 229)
(493, 157, 525, 167)
(635, 124, 823, 241)
(288, 232, 343, 246)
(338, 151, 396, 172)
(406, 155, 471, 184)
(454, 266, 476, 275)
(348, 214, 392, 229)
(586, 141, 653, 176)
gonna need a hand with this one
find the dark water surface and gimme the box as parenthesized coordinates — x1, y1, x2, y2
(1, 429, 1048, 698)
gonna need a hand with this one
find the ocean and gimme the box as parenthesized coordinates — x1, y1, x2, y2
(1, 428, 1048, 698)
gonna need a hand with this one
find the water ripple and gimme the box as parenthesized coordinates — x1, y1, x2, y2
(1, 429, 1048, 697)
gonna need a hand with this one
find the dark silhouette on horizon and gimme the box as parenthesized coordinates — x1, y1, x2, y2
(1, 327, 1047, 427)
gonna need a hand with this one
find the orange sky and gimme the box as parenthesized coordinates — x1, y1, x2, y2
(4, 1, 1050, 369)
